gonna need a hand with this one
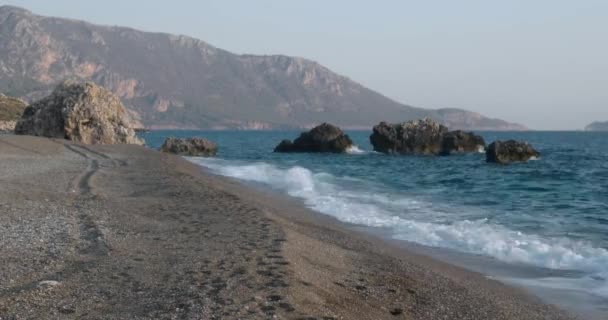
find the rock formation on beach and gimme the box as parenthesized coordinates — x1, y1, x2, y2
(0, 93, 27, 132)
(486, 140, 540, 164)
(440, 130, 486, 155)
(0, 5, 527, 131)
(585, 121, 608, 131)
(160, 137, 218, 157)
(0, 121, 16, 133)
(274, 123, 353, 153)
(14, 82, 144, 145)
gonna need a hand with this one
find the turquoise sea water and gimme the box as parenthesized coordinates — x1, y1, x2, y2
(142, 130, 608, 307)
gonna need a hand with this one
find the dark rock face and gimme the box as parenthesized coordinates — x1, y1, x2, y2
(160, 137, 218, 157)
(274, 123, 353, 153)
(274, 140, 296, 153)
(370, 118, 449, 155)
(160, 137, 217, 157)
(14, 82, 143, 145)
(440, 130, 486, 155)
(486, 140, 540, 164)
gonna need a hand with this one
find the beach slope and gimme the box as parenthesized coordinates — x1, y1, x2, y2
(0, 135, 573, 319)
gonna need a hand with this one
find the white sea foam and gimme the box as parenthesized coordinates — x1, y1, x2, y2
(346, 145, 367, 154)
(191, 158, 608, 298)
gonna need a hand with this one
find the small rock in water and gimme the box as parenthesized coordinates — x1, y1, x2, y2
(370, 118, 448, 155)
(486, 140, 540, 164)
(160, 137, 218, 157)
(439, 130, 486, 155)
(370, 118, 486, 155)
(274, 123, 353, 153)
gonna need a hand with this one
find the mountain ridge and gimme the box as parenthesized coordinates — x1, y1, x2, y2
(0, 5, 527, 130)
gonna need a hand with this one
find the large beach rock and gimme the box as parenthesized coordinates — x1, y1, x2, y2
(14, 82, 143, 145)
(0, 93, 27, 133)
(274, 123, 353, 153)
(0, 120, 17, 133)
(440, 130, 486, 155)
(486, 140, 540, 164)
(370, 118, 448, 155)
(160, 137, 218, 157)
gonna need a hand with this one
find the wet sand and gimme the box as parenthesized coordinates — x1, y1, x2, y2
(0, 135, 575, 319)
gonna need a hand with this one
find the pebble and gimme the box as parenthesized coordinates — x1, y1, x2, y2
(38, 280, 61, 288)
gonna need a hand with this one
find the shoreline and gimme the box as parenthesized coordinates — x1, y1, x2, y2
(189, 155, 607, 320)
(205, 169, 606, 320)
(0, 135, 575, 319)
(384, 237, 606, 320)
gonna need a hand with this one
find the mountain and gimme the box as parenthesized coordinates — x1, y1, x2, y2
(585, 121, 608, 131)
(0, 6, 527, 130)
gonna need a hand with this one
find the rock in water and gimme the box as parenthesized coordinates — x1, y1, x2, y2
(274, 140, 296, 153)
(14, 82, 143, 145)
(370, 118, 449, 155)
(274, 123, 353, 153)
(160, 137, 218, 157)
(440, 130, 486, 155)
(486, 140, 540, 164)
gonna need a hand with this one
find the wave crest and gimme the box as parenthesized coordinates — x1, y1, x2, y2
(346, 145, 367, 154)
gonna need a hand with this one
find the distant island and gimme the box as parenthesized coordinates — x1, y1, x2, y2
(0, 5, 526, 131)
(585, 121, 608, 131)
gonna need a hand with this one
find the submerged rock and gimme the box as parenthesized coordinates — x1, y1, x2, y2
(14, 82, 143, 145)
(274, 123, 353, 153)
(440, 130, 486, 155)
(486, 140, 540, 164)
(370, 118, 449, 155)
(160, 137, 218, 157)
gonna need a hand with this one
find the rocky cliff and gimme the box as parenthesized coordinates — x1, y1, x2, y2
(0, 5, 526, 130)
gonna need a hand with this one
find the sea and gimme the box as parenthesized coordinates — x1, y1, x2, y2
(141, 130, 608, 318)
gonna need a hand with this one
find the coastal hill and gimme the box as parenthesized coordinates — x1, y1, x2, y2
(0, 6, 526, 130)
(585, 121, 608, 131)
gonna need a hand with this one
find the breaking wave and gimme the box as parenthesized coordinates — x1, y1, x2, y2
(190, 158, 608, 298)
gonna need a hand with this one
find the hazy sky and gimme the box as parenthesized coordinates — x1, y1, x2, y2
(4, 0, 608, 129)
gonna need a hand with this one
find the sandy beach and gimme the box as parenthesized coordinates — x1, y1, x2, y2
(0, 135, 575, 320)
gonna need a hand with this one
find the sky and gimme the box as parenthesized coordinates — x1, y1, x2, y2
(4, 0, 608, 129)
